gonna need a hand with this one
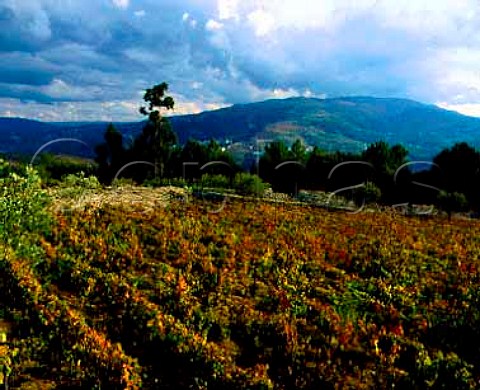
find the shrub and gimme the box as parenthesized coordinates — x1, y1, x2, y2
(233, 173, 269, 196)
(36, 154, 97, 184)
(111, 177, 137, 187)
(59, 172, 101, 189)
(144, 177, 189, 188)
(0, 158, 23, 179)
(437, 191, 468, 218)
(353, 181, 382, 206)
(56, 172, 102, 201)
(0, 160, 52, 249)
(199, 174, 231, 190)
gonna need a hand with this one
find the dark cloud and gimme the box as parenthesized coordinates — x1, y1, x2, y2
(0, 83, 51, 102)
(0, 52, 57, 85)
(2, 0, 480, 120)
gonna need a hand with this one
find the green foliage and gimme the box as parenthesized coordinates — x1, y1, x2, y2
(140, 82, 175, 118)
(199, 173, 231, 190)
(188, 172, 267, 197)
(56, 171, 102, 200)
(233, 172, 268, 196)
(93, 84, 182, 184)
(111, 177, 137, 187)
(359, 141, 409, 203)
(304, 146, 333, 190)
(362, 141, 408, 177)
(262, 140, 290, 167)
(176, 139, 238, 180)
(403, 348, 476, 389)
(144, 176, 189, 188)
(4, 191, 480, 387)
(353, 181, 382, 206)
(36, 153, 97, 185)
(432, 142, 480, 207)
(180, 139, 209, 164)
(95, 123, 127, 184)
(259, 139, 305, 194)
(59, 172, 101, 190)
(0, 159, 51, 249)
(135, 82, 177, 179)
(0, 159, 25, 179)
(437, 191, 468, 216)
(290, 139, 307, 163)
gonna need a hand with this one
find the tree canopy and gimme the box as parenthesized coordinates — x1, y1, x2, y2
(134, 83, 177, 179)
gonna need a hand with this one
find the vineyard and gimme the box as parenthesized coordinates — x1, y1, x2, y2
(2, 173, 480, 388)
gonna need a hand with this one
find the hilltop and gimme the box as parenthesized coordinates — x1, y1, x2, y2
(1, 97, 480, 162)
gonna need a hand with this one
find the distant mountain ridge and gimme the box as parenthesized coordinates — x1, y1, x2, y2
(1, 96, 480, 163)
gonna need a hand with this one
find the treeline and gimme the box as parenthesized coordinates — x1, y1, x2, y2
(92, 125, 480, 215)
(95, 125, 237, 184)
(32, 83, 480, 214)
(258, 139, 480, 215)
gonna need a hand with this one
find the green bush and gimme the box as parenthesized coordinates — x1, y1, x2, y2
(111, 177, 137, 187)
(144, 177, 189, 188)
(233, 173, 269, 196)
(404, 349, 476, 389)
(0, 160, 52, 249)
(59, 171, 101, 189)
(56, 172, 102, 200)
(36, 153, 97, 184)
(353, 181, 382, 206)
(0, 158, 23, 179)
(437, 191, 468, 217)
(199, 174, 231, 190)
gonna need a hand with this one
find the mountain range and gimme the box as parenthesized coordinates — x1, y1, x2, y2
(1, 96, 480, 164)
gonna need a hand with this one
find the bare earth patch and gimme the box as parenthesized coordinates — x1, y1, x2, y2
(47, 185, 188, 214)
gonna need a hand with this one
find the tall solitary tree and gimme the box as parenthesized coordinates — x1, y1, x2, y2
(134, 82, 177, 178)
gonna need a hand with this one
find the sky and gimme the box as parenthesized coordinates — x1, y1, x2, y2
(2, 0, 480, 121)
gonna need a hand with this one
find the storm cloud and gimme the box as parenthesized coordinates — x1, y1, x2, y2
(1, 0, 480, 120)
